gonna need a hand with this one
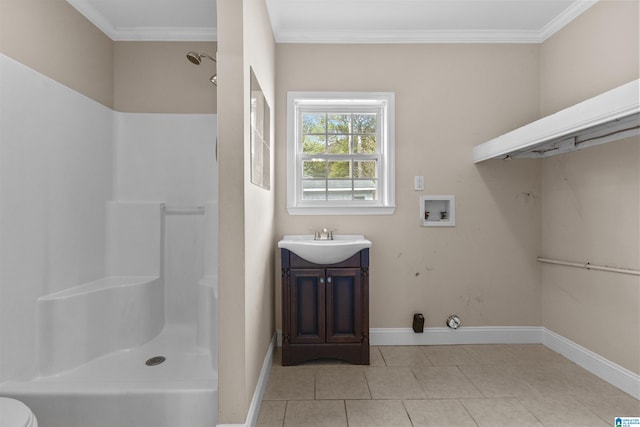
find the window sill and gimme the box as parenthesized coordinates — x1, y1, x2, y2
(287, 205, 396, 216)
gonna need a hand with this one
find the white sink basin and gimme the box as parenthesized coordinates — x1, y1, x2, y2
(278, 234, 372, 264)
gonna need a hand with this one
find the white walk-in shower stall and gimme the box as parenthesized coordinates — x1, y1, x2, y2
(0, 53, 219, 427)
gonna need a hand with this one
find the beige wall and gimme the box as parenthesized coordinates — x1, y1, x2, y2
(217, 0, 276, 423)
(0, 1, 217, 114)
(275, 44, 543, 332)
(0, 0, 114, 108)
(540, 0, 640, 374)
(114, 41, 217, 113)
(540, 0, 640, 116)
(242, 0, 276, 423)
(217, 1, 247, 422)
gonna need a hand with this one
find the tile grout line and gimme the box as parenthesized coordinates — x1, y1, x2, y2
(281, 400, 288, 427)
(418, 345, 435, 366)
(377, 346, 388, 366)
(400, 399, 416, 427)
(457, 398, 481, 427)
(257, 345, 639, 426)
(455, 364, 485, 398)
(312, 367, 319, 401)
(363, 364, 374, 400)
(410, 363, 428, 399)
(515, 397, 547, 427)
(343, 399, 349, 427)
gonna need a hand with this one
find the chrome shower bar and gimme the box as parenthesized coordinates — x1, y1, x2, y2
(161, 204, 205, 215)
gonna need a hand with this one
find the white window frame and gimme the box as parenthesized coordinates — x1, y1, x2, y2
(287, 91, 396, 215)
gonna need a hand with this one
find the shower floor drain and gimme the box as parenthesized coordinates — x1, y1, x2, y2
(145, 356, 166, 366)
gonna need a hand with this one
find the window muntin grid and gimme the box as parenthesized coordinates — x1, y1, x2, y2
(298, 109, 381, 202)
(287, 92, 395, 215)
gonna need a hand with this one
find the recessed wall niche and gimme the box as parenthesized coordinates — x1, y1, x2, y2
(420, 195, 455, 227)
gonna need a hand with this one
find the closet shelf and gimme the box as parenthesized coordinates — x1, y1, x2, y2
(473, 79, 639, 162)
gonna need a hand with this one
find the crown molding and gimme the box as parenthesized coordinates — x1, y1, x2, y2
(66, 0, 216, 41)
(67, 0, 595, 44)
(271, 0, 599, 44)
(275, 29, 545, 44)
(539, 0, 598, 41)
(66, 0, 117, 39)
(111, 27, 217, 42)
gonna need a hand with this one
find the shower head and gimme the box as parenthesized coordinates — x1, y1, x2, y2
(186, 51, 216, 65)
(186, 51, 217, 86)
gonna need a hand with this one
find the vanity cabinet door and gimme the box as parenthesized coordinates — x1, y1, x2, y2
(289, 269, 326, 344)
(281, 248, 369, 365)
(325, 268, 362, 343)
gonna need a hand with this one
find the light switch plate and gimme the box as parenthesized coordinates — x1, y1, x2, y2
(414, 176, 424, 191)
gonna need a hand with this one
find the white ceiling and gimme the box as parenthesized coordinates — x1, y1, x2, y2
(66, 0, 597, 43)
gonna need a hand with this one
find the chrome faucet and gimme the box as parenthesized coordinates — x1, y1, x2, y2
(314, 228, 333, 240)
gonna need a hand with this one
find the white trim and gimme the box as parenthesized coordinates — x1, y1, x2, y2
(66, 0, 117, 39)
(275, 29, 544, 44)
(286, 91, 396, 215)
(287, 205, 396, 216)
(217, 334, 276, 427)
(110, 27, 216, 42)
(66, 0, 594, 43)
(370, 326, 543, 346)
(278, 327, 543, 346)
(543, 328, 640, 400)
(270, 0, 597, 44)
(65, 0, 216, 41)
(473, 79, 640, 162)
(245, 334, 276, 427)
(539, 0, 599, 42)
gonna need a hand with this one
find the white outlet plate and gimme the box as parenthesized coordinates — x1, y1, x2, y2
(414, 176, 424, 191)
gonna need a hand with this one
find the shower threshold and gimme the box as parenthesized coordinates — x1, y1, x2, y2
(0, 324, 218, 427)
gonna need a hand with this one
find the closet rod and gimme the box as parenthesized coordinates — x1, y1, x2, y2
(537, 257, 640, 276)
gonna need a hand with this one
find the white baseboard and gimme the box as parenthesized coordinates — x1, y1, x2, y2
(217, 333, 276, 427)
(370, 326, 543, 346)
(274, 326, 639, 399)
(279, 326, 543, 346)
(543, 328, 640, 400)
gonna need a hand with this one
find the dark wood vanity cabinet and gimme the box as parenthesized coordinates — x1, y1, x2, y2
(281, 249, 370, 366)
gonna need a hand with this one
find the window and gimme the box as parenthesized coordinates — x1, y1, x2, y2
(287, 92, 395, 215)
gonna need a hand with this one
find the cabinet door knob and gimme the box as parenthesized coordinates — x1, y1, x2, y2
(327, 276, 332, 284)
(320, 277, 324, 284)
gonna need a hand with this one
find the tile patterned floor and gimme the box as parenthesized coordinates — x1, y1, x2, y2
(257, 344, 639, 427)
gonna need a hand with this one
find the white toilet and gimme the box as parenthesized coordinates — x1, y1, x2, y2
(0, 398, 38, 427)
